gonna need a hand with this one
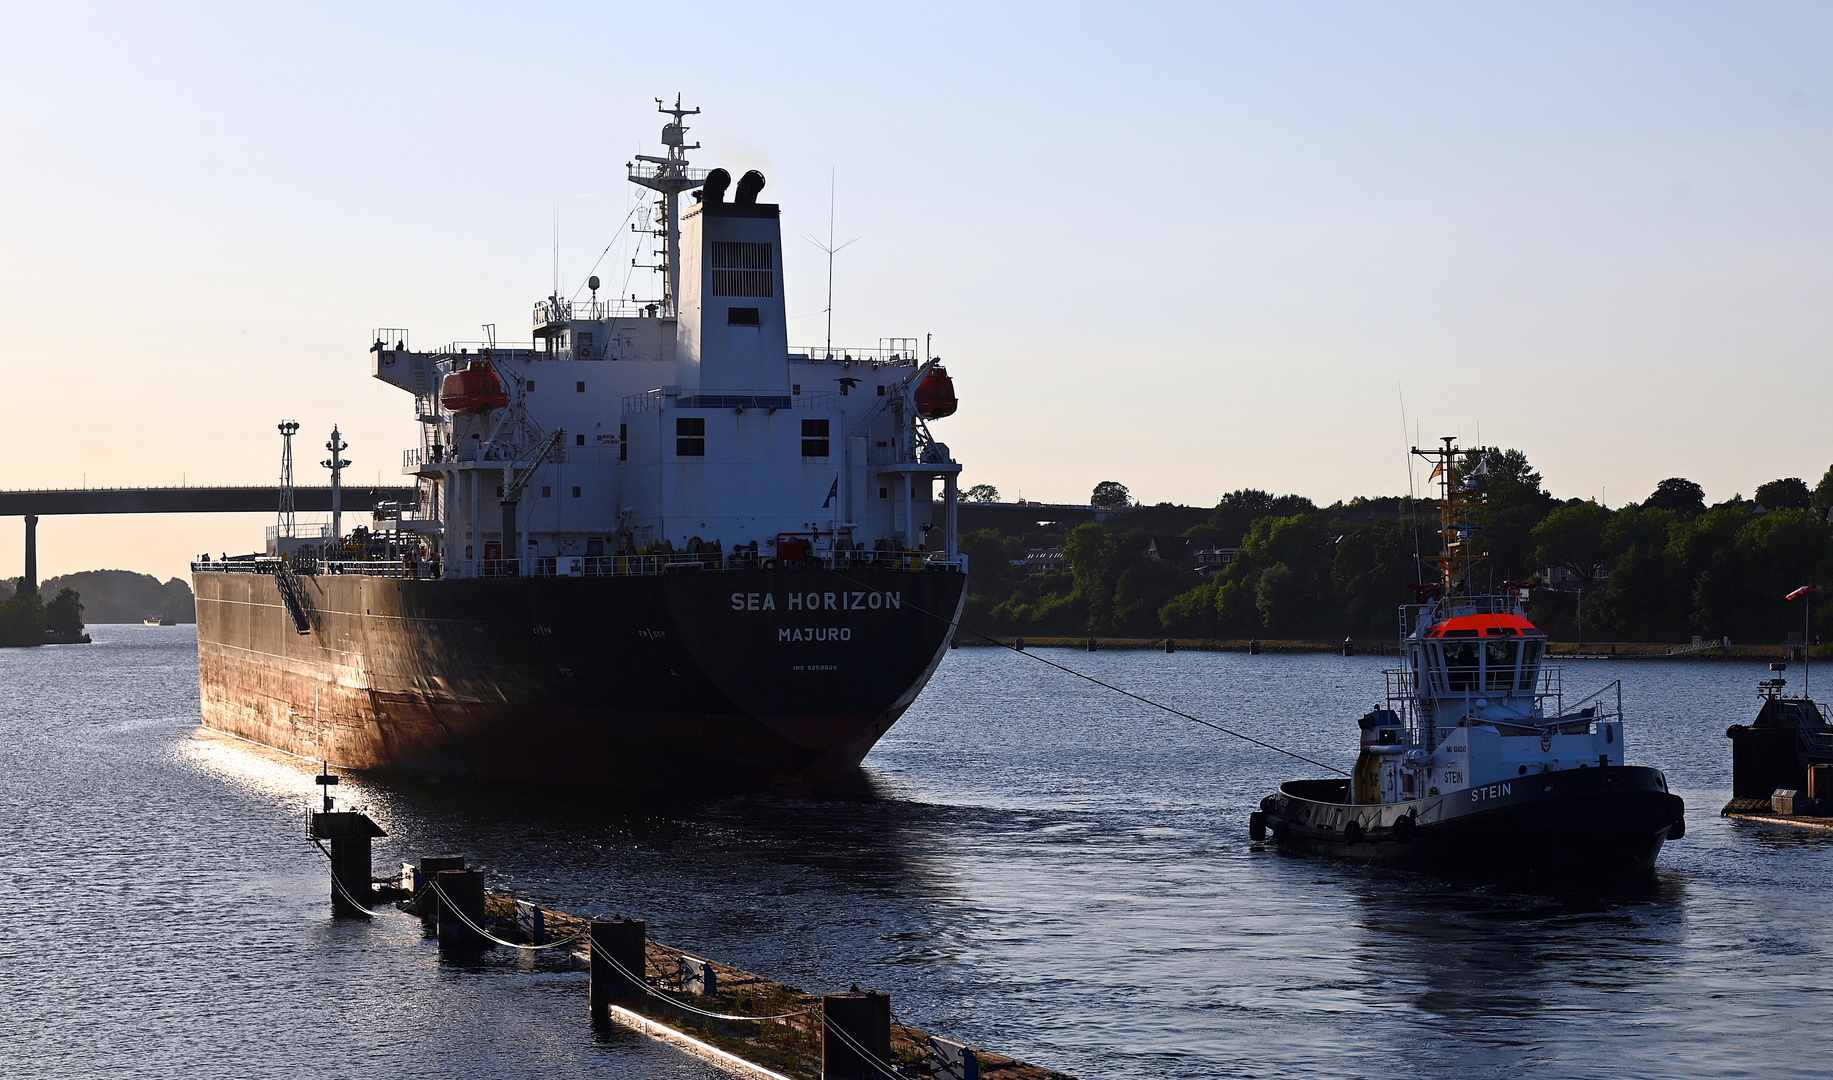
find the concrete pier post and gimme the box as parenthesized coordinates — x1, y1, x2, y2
(21, 514, 36, 597)
(821, 990, 891, 1080)
(416, 854, 465, 925)
(1165, 638, 1176, 653)
(435, 868, 489, 949)
(307, 810, 386, 918)
(1086, 637, 1096, 652)
(328, 835, 373, 916)
(589, 917, 648, 1022)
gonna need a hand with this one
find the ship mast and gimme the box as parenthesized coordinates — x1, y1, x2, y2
(627, 95, 705, 316)
(1411, 436, 1487, 596)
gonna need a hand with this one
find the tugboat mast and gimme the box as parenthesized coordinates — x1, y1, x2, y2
(1413, 436, 1487, 596)
(627, 95, 706, 315)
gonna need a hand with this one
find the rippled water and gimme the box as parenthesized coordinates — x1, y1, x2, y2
(3, 626, 1830, 1078)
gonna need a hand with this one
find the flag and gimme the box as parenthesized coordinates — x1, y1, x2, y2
(1787, 585, 1815, 601)
(822, 474, 839, 509)
(1471, 455, 1490, 478)
(1428, 461, 1444, 482)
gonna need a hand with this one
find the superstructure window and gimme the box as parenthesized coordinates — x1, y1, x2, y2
(575, 433, 585, 446)
(676, 416, 706, 456)
(728, 307, 760, 326)
(1519, 640, 1545, 692)
(619, 423, 627, 461)
(1443, 642, 1479, 693)
(1484, 640, 1518, 693)
(710, 241, 774, 297)
(801, 418, 830, 457)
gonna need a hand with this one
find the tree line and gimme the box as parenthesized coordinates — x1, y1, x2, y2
(959, 456, 1833, 644)
(0, 582, 86, 647)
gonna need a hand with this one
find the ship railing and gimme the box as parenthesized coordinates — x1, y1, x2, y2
(627, 162, 712, 185)
(1382, 664, 1619, 740)
(468, 547, 954, 579)
(788, 344, 923, 365)
(621, 389, 844, 414)
(534, 297, 653, 324)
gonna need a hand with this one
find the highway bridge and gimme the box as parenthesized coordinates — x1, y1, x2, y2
(1, 485, 417, 594)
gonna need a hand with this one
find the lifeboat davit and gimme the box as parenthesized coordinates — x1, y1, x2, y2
(440, 360, 509, 414)
(915, 365, 957, 419)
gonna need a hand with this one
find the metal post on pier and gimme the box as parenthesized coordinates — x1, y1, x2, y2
(821, 989, 891, 1080)
(589, 917, 647, 1022)
(435, 869, 489, 949)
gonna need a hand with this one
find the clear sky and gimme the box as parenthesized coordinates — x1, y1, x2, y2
(4, 2, 1830, 584)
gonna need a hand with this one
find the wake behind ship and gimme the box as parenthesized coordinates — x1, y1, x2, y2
(193, 99, 968, 791)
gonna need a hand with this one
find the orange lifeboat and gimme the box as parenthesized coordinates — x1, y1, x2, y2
(439, 360, 509, 414)
(915, 365, 957, 419)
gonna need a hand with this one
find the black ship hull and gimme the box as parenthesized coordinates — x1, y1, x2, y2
(1255, 767, 1685, 879)
(192, 566, 967, 791)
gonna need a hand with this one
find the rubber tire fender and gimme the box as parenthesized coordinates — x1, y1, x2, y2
(1343, 818, 1363, 845)
(1248, 811, 1268, 842)
(1667, 812, 1686, 841)
(1392, 812, 1417, 841)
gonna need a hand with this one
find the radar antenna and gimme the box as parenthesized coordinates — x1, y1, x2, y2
(627, 94, 707, 317)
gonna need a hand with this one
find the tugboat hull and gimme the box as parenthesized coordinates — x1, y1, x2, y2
(1257, 767, 1685, 878)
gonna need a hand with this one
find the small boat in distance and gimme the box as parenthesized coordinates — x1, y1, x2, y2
(1723, 664, 1833, 821)
(143, 615, 176, 626)
(1252, 438, 1686, 878)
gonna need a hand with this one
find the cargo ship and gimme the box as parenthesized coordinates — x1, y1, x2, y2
(1251, 439, 1686, 877)
(192, 99, 968, 791)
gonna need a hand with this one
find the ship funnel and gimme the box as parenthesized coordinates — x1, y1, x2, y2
(703, 168, 731, 204)
(735, 170, 766, 206)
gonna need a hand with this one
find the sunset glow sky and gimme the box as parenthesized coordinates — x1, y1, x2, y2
(4, 2, 1830, 582)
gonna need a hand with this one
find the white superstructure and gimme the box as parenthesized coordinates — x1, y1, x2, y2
(370, 101, 962, 579)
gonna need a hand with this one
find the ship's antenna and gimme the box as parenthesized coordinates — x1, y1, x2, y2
(627, 94, 703, 317)
(322, 426, 349, 540)
(277, 421, 300, 541)
(804, 168, 860, 360)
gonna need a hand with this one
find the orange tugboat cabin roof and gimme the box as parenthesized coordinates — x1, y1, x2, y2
(1426, 613, 1545, 639)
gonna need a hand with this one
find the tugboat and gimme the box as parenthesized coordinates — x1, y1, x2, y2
(1723, 664, 1833, 822)
(1251, 438, 1686, 877)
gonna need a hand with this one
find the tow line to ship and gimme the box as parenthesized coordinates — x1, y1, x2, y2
(829, 570, 1349, 776)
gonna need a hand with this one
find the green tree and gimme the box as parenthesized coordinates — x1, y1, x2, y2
(1531, 501, 1613, 585)
(1090, 481, 1131, 509)
(45, 588, 84, 639)
(1587, 505, 1687, 639)
(1812, 466, 1833, 510)
(1754, 477, 1813, 511)
(1673, 506, 1753, 635)
(1112, 559, 1193, 635)
(1645, 478, 1706, 517)
(964, 484, 1000, 503)
(1197, 489, 1317, 546)
(0, 592, 46, 646)
(1467, 447, 1556, 578)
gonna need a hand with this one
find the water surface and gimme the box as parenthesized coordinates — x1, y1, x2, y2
(2, 627, 1828, 1078)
